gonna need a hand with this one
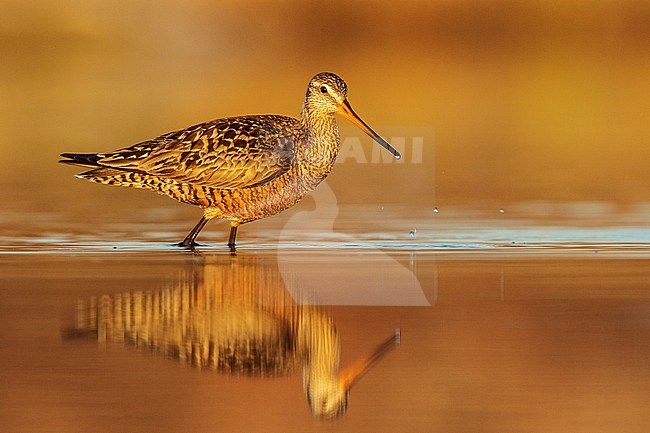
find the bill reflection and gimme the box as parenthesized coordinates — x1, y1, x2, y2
(63, 256, 399, 419)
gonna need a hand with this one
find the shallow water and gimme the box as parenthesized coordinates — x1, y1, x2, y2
(2, 221, 650, 432)
(3, 1, 650, 431)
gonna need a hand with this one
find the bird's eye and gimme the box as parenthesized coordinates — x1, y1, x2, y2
(320, 86, 328, 94)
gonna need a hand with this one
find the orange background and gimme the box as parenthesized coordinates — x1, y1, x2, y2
(2, 1, 649, 215)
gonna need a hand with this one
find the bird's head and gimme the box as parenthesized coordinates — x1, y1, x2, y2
(304, 72, 401, 160)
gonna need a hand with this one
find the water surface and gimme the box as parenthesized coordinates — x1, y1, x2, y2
(2, 239, 650, 432)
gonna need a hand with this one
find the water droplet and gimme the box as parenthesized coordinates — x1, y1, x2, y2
(409, 229, 417, 238)
(499, 208, 505, 214)
(433, 207, 439, 213)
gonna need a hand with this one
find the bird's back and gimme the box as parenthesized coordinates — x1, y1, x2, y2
(61, 114, 302, 191)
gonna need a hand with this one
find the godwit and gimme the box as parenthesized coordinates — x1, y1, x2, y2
(60, 72, 401, 250)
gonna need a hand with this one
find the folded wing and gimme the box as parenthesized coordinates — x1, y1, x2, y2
(61, 115, 299, 189)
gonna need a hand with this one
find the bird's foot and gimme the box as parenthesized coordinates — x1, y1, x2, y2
(174, 240, 204, 250)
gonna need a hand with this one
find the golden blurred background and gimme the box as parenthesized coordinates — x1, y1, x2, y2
(2, 0, 649, 219)
(2, 4, 650, 429)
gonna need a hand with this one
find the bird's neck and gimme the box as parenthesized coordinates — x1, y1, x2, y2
(298, 103, 341, 191)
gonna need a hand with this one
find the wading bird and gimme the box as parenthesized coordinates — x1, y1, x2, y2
(60, 72, 400, 250)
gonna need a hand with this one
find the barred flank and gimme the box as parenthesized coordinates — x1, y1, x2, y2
(77, 168, 207, 207)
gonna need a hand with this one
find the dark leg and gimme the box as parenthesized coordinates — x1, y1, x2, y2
(177, 215, 209, 248)
(227, 223, 239, 252)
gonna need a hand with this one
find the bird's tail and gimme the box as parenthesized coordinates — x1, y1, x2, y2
(60, 152, 190, 201)
(58, 152, 103, 168)
(60, 152, 149, 187)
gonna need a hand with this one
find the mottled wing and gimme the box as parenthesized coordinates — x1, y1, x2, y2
(93, 115, 299, 189)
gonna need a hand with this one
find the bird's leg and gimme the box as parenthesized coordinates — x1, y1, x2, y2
(227, 222, 240, 253)
(177, 215, 210, 249)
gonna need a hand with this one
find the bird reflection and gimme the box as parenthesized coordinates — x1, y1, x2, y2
(64, 255, 399, 419)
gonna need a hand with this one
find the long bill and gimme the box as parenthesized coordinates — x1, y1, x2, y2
(339, 328, 401, 390)
(338, 99, 402, 160)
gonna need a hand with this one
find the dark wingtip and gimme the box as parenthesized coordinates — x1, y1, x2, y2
(58, 152, 102, 167)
